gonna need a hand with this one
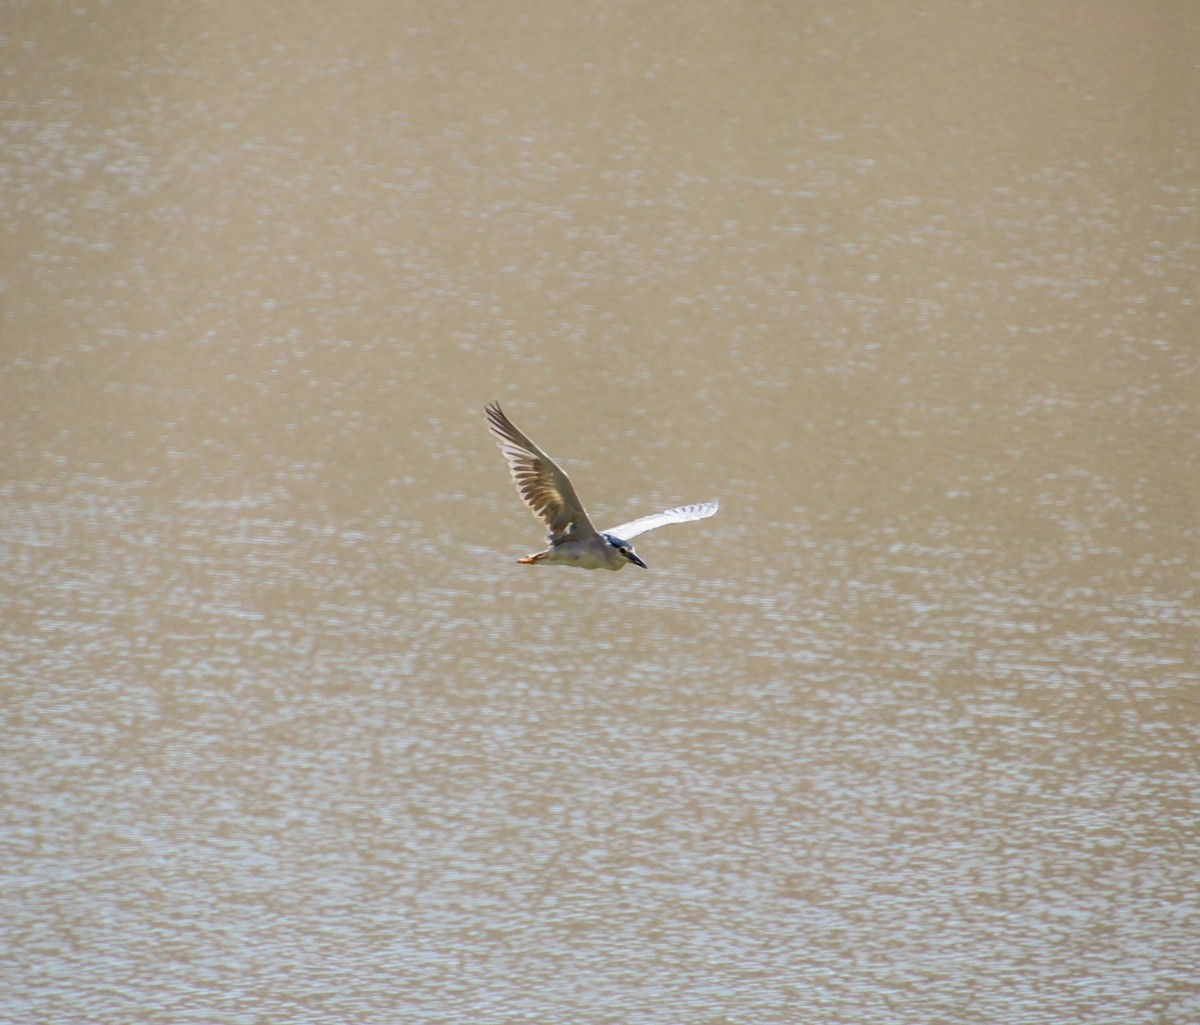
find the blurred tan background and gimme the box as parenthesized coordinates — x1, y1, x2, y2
(2, 3, 1197, 1023)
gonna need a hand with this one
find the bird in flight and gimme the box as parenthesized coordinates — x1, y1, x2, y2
(486, 401, 718, 571)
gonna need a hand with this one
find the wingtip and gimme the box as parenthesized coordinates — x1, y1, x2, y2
(485, 400, 508, 431)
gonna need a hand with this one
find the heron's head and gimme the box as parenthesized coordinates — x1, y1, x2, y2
(603, 533, 647, 569)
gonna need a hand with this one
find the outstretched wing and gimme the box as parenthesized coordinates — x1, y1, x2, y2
(485, 402, 598, 542)
(603, 500, 719, 541)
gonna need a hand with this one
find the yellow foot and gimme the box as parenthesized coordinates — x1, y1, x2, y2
(517, 553, 544, 565)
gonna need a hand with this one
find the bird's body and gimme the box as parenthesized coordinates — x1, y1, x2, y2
(518, 535, 629, 571)
(485, 401, 717, 571)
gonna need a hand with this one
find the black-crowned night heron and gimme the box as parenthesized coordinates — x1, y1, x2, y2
(486, 401, 718, 570)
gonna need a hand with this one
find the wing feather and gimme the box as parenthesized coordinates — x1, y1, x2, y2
(485, 402, 598, 542)
(603, 500, 719, 541)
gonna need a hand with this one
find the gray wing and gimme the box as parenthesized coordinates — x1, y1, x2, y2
(603, 500, 719, 541)
(486, 402, 599, 542)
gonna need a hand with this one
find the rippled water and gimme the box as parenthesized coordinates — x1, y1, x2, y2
(3, 3, 1198, 1023)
